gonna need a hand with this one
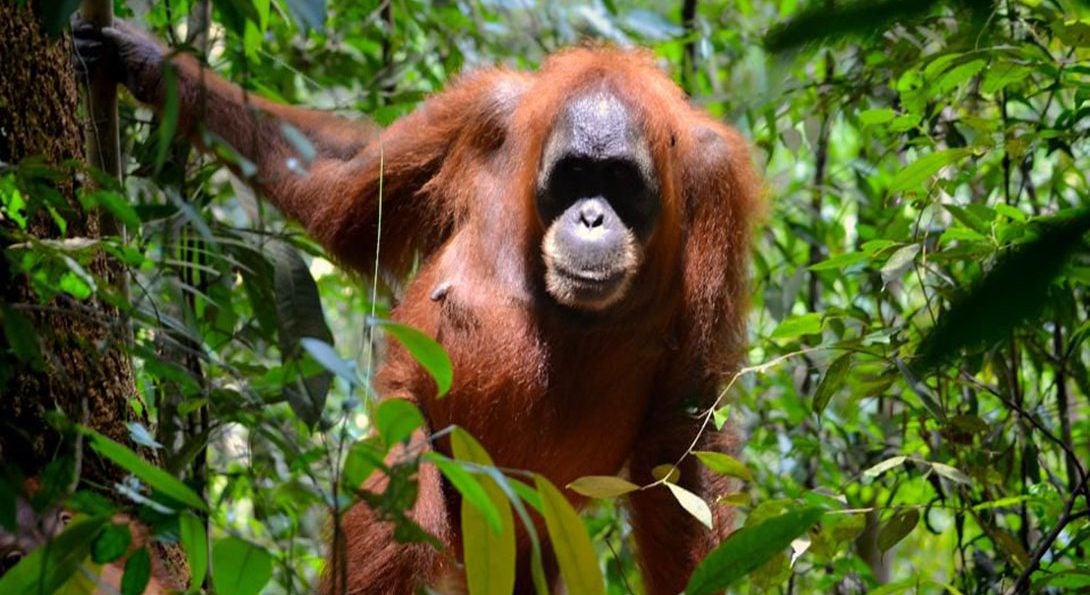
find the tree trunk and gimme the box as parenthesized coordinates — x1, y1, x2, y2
(0, 2, 187, 586)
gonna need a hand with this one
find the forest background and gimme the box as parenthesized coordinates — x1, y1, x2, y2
(1, 0, 1089, 593)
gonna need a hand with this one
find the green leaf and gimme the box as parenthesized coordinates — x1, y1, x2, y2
(535, 475, 605, 595)
(83, 429, 206, 511)
(916, 209, 1090, 371)
(451, 429, 516, 595)
(38, 0, 79, 36)
(372, 320, 453, 397)
(937, 59, 985, 93)
(81, 190, 141, 231)
(567, 475, 640, 498)
(270, 240, 334, 427)
(180, 512, 208, 588)
(880, 244, 921, 285)
(890, 148, 973, 193)
(877, 509, 919, 552)
(1, 305, 41, 366)
(154, 69, 180, 173)
(0, 516, 109, 593)
(945, 204, 991, 234)
(92, 522, 132, 563)
(509, 478, 543, 513)
(1056, 19, 1090, 47)
(214, 0, 261, 37)
(212, 537, 273, 595)
(808, 251, 869, 271)
(982, 62, 1031, 94)
(121, 548, 151, 595)
(764, 0, 938, 52)
(693, 451, 754, 482)
(771, 313, 823, 339)
(712, 404, 731, 430)
(300, 338, 359, 387)
(859, 108, 897, 125)
(428, 454, 502, 534)
(342, 438, 384, 491)
(373, 398, 424, 447)
(666, 483, 713, 529)
(812, 353, 852, 415)
(687, 508, 825, 595)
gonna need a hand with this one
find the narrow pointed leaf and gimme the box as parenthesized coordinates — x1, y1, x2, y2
(535, 476, 605, 595)
(83, 429, 206, 511)
(451, 429, 515, 595)
(877, 509, 919, 552)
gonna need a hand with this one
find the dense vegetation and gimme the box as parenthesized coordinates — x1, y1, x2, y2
(1, 0, 1088, 593)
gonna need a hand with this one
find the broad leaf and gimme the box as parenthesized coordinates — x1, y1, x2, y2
(373, 398, 424, 447)
(270, 240, 334, 427)
(121, 548, 151, 595)
(877, 509, 919, 552)
(372, 320, 453, 397)
(890, 148, 973, 193)
(916, 209, 1090, 371)
(666, 483, 713, 529)
(693, 451, 754, 482)
(91, 522, 131, 563)
(180, 512, 208, 588)
(687, 508, 825, 595)
(771, 313, 823, 339)
(0, 516, 109, 593)
(812, 353, 852, 415)
(212, 537, 273, 595)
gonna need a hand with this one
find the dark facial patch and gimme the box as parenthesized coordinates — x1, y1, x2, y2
(535, 89, 661, 310)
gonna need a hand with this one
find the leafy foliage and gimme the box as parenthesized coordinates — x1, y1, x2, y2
(2, 0, 1089, 593)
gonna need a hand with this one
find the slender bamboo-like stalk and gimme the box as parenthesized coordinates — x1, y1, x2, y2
(79, 0, 121, 235)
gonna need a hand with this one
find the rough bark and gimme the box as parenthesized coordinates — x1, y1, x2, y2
(0, 2, 186, 586)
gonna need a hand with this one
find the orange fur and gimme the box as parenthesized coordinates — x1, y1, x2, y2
(147, 45, 761, 594)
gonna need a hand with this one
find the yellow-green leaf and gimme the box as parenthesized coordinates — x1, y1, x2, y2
(693, 451, 753, 482)
(535, 476, 604, 595)
(771, 313, 823, 339)
(890, 148, 973, 193)
(567, 476, 640, 498)
(452, 429, 515, 595)
(862, 456, 907, 479)
(666, 483, 713, 529)
(651, 464, 680, 483)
